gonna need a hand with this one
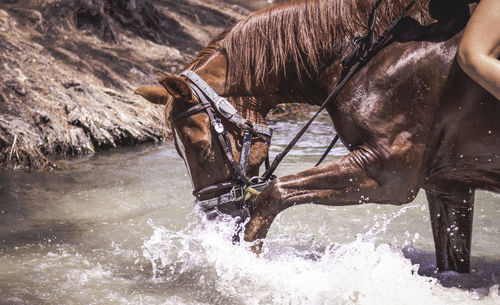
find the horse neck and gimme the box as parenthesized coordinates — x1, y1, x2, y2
(217, 0, 437, 102)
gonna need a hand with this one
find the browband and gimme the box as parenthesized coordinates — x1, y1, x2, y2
(180, 70, 273, 138)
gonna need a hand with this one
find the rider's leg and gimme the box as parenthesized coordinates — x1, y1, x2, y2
(458, 0, 500, 100)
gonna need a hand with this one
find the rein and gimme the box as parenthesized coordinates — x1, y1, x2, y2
(172, 0, 415, 224)
(262, 0, 415, 179)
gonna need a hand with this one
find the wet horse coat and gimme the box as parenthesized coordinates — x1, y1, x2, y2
(136, 0, 500, 273)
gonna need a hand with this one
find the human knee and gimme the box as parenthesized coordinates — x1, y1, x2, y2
(457, 41, 479, 76)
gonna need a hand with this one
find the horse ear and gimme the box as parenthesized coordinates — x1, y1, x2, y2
(134, 86, 170, 105)
(159, 75, 192, 100)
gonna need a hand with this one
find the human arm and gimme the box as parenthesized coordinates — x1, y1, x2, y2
(458, 0, 500, 100)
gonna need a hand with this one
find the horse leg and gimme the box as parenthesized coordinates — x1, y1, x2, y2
(244, 147, 423, 245)
(425, 187, 474, 273)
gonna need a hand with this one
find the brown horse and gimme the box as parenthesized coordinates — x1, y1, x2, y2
(135, 0, 500, 273)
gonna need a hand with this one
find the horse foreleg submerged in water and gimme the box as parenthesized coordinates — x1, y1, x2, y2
(244, 35, 500, 273)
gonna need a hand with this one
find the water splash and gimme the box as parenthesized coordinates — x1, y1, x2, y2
(142, 206, 500, 305)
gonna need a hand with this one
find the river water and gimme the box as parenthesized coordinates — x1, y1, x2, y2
(1, 115, 500, 305)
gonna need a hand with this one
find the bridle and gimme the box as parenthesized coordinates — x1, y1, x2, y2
(169, 0, 415, 223)
(171, 70, 273, 218)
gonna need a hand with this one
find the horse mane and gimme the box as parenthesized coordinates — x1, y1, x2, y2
(182, 29, 270, 125)
(186, 28, 232, 71)
(217, 0, 434, 92)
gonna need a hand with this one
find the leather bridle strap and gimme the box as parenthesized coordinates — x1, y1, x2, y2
(170, 70, 274, 208)
(240, 131, 253, 175)
(261, 0, 415, 180)
(172, 103, 211, 122)
(189, 84, 252, 186)
(192, 181, 234, 198)
(180, 71, 273, 139)
(315, 134, 339, 167)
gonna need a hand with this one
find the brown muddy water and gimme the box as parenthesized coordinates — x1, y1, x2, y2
(1, 116, 500, 305)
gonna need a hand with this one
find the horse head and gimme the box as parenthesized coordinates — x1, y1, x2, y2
(135, 64, 273, 219)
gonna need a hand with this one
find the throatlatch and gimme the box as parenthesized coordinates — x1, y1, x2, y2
(171, 0, 415, 238)
(174, 70, 272, 220)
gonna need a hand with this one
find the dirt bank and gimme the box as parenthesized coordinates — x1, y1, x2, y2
(0, 0, 269, 170)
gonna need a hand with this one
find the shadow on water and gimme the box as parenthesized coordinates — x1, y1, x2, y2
(0, 169, 86, 254)
(125, 270, 242, 305)
(403, 247, 500, 290)
(0, 220, 82, 254)
(0, 293, 50, 305)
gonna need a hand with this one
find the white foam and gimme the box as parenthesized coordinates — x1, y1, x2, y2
(142, 207, 500, 305)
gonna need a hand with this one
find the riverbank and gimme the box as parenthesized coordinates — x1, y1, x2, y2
(0, 0, 264, 170)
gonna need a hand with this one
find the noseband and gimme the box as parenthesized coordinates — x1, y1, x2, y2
(172, 70, 273, 217)
(171, 0, 415, 222)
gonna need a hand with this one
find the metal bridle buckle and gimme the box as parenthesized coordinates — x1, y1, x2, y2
(230, 186, 245, 201)
(215, 97, 238, 118)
